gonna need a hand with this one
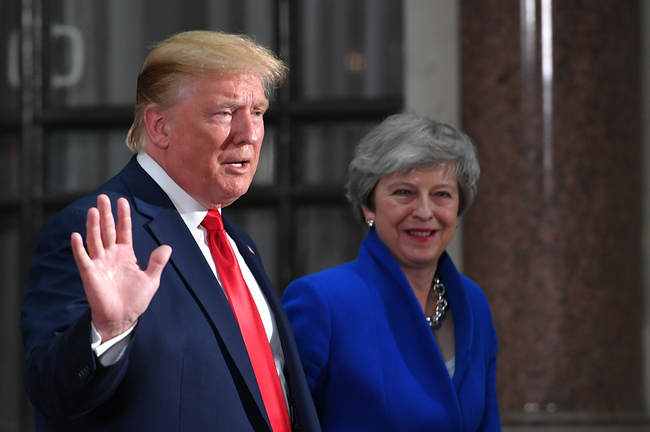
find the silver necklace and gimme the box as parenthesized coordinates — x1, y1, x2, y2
(426, 274, 448, 329)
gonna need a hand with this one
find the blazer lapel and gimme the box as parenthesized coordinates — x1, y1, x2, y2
(363, 232, 463, 429)
(438, 253, 473, 391)
(119, 159, 269, 428)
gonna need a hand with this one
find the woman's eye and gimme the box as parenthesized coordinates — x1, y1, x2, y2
(393, 189, 410, 196)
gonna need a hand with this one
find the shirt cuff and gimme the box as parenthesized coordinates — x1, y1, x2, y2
(91, 321, 136, 366)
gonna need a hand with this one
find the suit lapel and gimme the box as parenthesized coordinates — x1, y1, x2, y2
(119, 159, 270, 429)
(224, 216, 321, 431)
(223, 217, 275, 303)
(221, 218, 287, 358)
(223, 218, 292, 356)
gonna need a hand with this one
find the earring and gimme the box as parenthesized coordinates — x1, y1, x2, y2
(366, 219, 374, 228)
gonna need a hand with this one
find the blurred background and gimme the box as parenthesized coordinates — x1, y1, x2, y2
(1, 0, 649, 431)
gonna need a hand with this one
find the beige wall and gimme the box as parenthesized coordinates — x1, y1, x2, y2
(403, 0, 464, 269)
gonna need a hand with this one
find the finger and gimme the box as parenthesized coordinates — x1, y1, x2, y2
(71, 232, 93, 273)
(144, 245, 172, 282)
(115, 197, 133, 247)
(97, 194, 117, 247)
(84, 207, 103, 259)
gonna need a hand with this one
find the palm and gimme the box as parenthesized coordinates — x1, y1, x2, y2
(71, 195, 172, 341)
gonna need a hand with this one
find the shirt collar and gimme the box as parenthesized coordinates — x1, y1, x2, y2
(136, 152, 212, 230)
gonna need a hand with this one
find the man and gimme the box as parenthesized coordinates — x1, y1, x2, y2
(21, 30, 320, 432)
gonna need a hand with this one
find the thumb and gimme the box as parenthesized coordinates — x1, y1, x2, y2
(144, 245, 172, 282)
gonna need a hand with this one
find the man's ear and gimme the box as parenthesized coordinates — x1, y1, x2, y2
(143, 105, 170, 149)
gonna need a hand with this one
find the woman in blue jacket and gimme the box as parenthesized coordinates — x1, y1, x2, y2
(282, 113, 501, 431)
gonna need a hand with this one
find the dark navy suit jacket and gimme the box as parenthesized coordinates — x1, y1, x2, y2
(21, 156, 320, 432)
(282, 230, 500, 432)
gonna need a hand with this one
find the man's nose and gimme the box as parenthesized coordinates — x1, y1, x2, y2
(231, 111, 260, 144)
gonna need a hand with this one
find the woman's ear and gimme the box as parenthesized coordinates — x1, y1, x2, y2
(361, 206, 375, 222)
(143, 105, 170, 149)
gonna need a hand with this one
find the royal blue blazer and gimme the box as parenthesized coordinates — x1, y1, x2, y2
(21, 157, 320, 432)
(282, 229, 500, 432)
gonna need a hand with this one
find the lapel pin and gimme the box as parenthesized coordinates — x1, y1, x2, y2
(248, 245, 255, 255)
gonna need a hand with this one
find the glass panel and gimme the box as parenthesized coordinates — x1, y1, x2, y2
(47, 0, 147, 107)
(293, 122, 375, 185)
(46, 0, 276, 107)
(293, 205, 366, 278)
(298, 0, 403, 99)
(0, 215, 22, 429)
(45, 129, 133, 195)
(46, 127, 275, 194)
(223, 207, 279, 290)
(206, 0, 276, 49)
(0, 134, 21, 197)
(0, 1, 21, 111)
(252, 126, 276, 186)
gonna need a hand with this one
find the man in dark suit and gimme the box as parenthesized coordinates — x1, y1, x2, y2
(21, 30, 320, 432)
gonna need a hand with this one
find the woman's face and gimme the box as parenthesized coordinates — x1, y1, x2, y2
(362, 165, 459, 274)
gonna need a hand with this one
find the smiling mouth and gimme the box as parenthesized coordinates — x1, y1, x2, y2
(407, 230, 435, 237)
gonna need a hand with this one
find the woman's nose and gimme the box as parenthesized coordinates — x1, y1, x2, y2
(412, 197, 434, 220)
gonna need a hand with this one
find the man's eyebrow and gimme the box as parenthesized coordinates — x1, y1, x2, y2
(255, 98, 270, 109)
(215, 101, 238, 109)
(214, 98, 269, 109)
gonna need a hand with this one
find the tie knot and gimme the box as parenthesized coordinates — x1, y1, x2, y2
(202, 209, 225, 232)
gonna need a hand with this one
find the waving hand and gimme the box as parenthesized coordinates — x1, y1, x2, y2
(71, 194, 172, 342)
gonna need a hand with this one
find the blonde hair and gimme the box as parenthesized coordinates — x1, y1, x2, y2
(126, 30, 288, 153)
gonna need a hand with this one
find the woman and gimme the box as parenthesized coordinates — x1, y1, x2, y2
(282, 113, 500, 431)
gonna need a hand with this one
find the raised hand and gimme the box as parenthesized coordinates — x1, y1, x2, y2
(71, 194, 172, 342)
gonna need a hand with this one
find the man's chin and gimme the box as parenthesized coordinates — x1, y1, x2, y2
(211, 182, 253, 208)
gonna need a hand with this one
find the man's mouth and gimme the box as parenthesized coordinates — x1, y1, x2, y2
(226, 160, 248, 168)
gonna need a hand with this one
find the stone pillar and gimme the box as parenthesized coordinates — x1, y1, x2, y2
(461, 0, 646, 429)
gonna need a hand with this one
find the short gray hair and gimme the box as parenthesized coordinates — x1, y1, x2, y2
(346, 112, 480, 222)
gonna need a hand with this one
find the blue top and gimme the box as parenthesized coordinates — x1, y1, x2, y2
(282, 229, 501, 432)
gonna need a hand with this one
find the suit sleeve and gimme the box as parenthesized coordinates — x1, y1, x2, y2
(281, 277, 332, 409)
(21, 206, 131, 420)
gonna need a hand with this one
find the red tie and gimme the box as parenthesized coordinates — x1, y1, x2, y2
(202, 210, 291, 432)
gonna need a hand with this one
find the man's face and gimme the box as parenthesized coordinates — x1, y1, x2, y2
(159, 72, 268, 209)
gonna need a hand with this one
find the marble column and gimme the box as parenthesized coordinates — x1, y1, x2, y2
(461, 0, 646, 428)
